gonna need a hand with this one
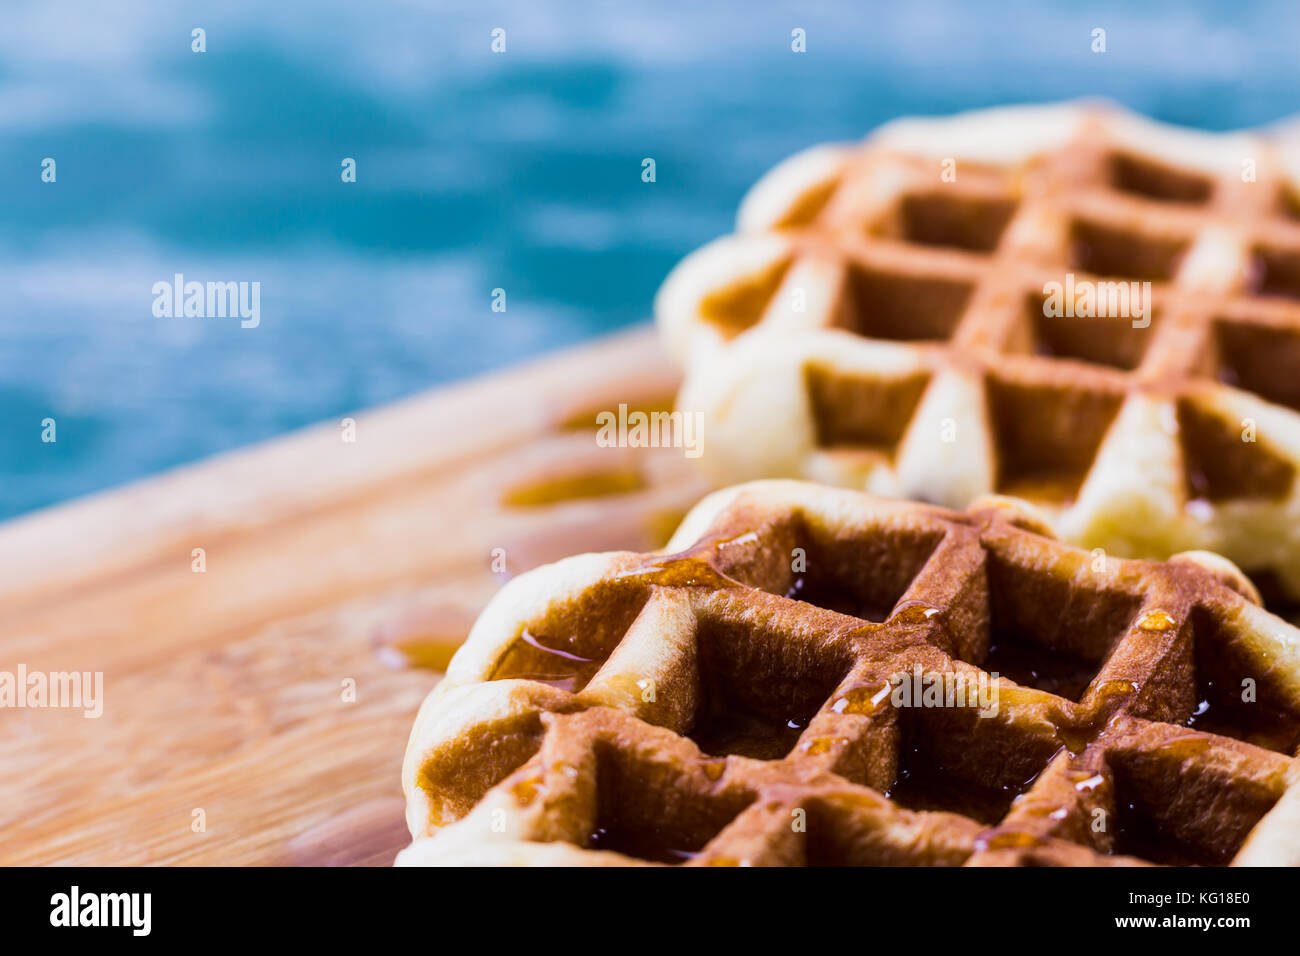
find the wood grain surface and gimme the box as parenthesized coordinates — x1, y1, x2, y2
(0, 325, 710, 866)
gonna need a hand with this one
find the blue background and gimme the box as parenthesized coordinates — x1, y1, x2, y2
(2, 0, 1298, 519)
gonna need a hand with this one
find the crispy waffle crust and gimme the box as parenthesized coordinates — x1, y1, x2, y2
(399, 480, 1300, 866)
(655, 102, 1300, 599)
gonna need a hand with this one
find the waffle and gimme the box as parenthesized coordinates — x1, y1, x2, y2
(655, 102, 1300, 602)
(399, 480, 1300, 866)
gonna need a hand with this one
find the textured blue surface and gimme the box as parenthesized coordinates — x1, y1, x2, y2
(2, 0, 1298, 518)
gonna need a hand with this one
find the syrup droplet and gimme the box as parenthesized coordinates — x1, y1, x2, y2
(977, 829, 1045, 851)
(1093, 678, 1137, 699)
(890, 601, 944, 625)
(510, 775, 545, 806)
(1136, 609, 1175, 632)
(491, 627, 598, 691)
(701, 760, 725, 782)
(831, 681, 893, 715)
(1074, 773, 1105, 792)
(521, 629, 593, 663)
(611, 556, 746, 590)
(802, 736, 838, 755)
(1056, 725, 1097, 756)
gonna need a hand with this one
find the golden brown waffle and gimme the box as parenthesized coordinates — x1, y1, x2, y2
(399, 480, 1300, 866)
(655, 102, 1300, 601)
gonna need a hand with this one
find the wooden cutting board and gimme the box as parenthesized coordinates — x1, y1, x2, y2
(0, 325, 711, 865)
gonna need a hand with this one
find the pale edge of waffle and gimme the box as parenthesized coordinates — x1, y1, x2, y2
(399, 480, 1300, 866)
(654, 101, 1300, 598)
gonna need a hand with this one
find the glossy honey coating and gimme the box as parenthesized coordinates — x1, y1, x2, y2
(399, 480, 1300, 866)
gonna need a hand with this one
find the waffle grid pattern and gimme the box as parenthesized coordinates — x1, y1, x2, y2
(400, 481, 1300, 866)
(655, 103, 1300, 600)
